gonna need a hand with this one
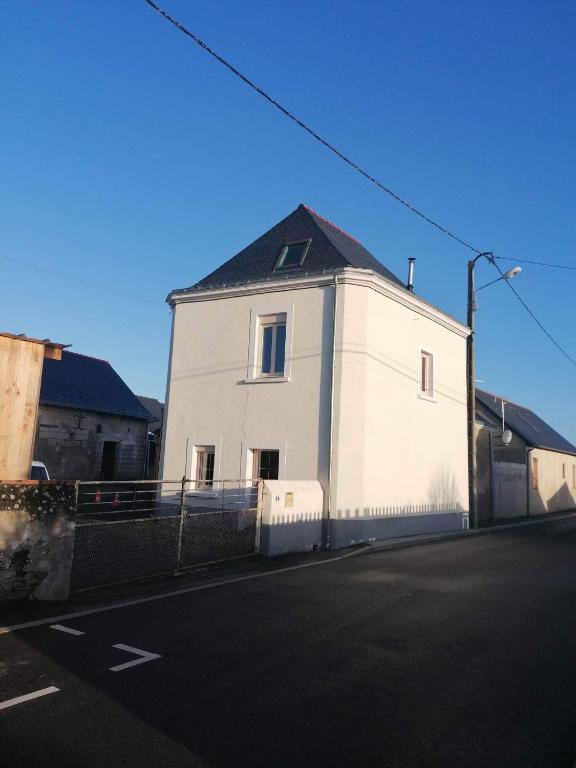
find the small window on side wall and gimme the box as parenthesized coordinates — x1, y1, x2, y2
(195, 445, 215, 489)
(259, 314, 286, 377)
(420, 351, 433, 398)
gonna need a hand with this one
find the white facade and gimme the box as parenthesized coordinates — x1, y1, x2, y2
(161, 268, 470, 546)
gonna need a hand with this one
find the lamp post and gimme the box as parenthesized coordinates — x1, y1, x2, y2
(467, 256, 521, 529)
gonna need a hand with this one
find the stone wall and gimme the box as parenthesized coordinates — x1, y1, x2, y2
(0, 481, 76, 601)
(34, 405, 148, 481)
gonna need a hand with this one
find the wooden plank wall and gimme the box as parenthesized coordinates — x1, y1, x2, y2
(0, 336, 44, 481)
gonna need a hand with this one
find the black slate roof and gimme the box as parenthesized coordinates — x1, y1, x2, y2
(173, 204, 405, 294)
(476, 389, 576, 455)
(137, 396, 164, 432)
(40, 351, 152, 421)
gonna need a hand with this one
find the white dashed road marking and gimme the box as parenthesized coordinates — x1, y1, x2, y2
(50, 624, 85, 636)
(0, 686, 60, 711)
(109, 644, 162, 672)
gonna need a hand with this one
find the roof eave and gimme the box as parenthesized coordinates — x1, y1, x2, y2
(167, 267, 469, 338)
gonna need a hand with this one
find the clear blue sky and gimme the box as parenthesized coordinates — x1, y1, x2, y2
(2, 1, 575, 441)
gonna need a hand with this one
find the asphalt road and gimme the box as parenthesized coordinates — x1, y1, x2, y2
(2, 519, 576, 767)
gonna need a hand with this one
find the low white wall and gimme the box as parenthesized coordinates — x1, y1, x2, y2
(260, 481, 323, 556)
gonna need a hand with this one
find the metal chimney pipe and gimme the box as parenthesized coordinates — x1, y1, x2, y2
(407, 258, 415, 292)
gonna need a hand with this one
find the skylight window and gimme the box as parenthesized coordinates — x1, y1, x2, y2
(274, 240, 311, 270)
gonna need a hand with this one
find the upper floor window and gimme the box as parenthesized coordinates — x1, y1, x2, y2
(247, 304, 293, 382)
(420, 351, 433, 398)
(274, 240, 311, 270)
(259, 314, 286, 377)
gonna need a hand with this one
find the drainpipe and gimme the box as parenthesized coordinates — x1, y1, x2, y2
(326, 273, 339, 550)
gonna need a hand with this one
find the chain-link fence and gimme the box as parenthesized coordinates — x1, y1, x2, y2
(70, 479, 262, 591)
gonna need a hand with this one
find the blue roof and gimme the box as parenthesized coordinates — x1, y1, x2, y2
(172, 204, 405, 295)
(476, 389, 576, 455)
(40, 351, 152, 421)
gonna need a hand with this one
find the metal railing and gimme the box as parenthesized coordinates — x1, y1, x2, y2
(70, 478, 263, 592)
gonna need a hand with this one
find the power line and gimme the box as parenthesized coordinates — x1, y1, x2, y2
(143, 1, 576, 369)
(1, 253, 165, 308)
(494, 255, 576, 270)
(142, 0, 482, 255)
(491, 259, 576, 368)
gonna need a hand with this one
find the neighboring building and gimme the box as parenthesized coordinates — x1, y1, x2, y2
(138, 396, 164, 479)
(34, 351, 152, 481)
(476, 389, 576, 521)
(161, 204, 470, 547)
(0, 332, 66, 481)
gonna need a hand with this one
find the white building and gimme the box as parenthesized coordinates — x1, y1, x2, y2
(161, 204, 470, 548)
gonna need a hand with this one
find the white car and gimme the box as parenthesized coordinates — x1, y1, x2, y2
(30, 461, 50, 481)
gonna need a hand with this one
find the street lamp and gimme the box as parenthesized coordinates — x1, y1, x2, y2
(467, 255, 521, 530)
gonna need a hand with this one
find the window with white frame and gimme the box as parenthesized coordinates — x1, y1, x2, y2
(252, 449, 280, 480)
(420, 351, 434, 397)
(194, 445, 215, 489)
(258, 313, 287, 377)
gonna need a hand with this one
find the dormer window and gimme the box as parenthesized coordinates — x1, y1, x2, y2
(274, 240, 311, 270)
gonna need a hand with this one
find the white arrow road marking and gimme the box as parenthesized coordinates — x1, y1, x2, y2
(0, 686, 60, 711)
(109, 644, 162, 672)
(50, 624, 85, 636)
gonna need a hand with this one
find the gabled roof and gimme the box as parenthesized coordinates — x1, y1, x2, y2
(40, 351, 152, 421)
(137, 396, 164, 432)
(1, 331, 69, 360)
(172, 204, 405, 295)
(476, 389, 576, 455)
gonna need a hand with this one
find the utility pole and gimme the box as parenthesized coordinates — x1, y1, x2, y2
(466, 259, 478, 530)
(467, 254, 521, 529)
(467, 252, 493, 530)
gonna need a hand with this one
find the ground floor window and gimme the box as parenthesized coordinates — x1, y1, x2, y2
(195, 445, 215, 489)
(252, 449, 279, 480)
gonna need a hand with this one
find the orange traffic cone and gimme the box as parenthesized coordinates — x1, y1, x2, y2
(95, 488, 102, 503)
(113, 492, 121, 508)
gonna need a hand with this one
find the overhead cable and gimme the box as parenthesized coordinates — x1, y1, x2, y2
(143, 0, 576, 368)
(491, 260, 576, 368)
(142, 0, 482, 255)
(1, 253, 165, 307)
(494, 255, 576, 271)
